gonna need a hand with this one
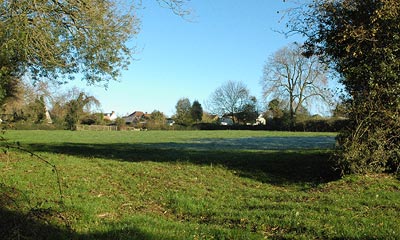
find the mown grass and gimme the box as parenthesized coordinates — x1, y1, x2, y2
(0, 130, 399, 239)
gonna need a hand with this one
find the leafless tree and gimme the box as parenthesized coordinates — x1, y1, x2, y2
(261, 43, 332, 124)
(207, 80, 251, 124)
(155, 0, 192, 17)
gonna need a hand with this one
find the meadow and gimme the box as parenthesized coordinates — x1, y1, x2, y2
(0, 130, 399, 239)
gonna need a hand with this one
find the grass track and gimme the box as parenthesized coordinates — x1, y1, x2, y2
(1, 130, 399, 239)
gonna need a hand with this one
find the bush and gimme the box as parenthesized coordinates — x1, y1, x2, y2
(334, 109, 400, 175)
(8, 122, 62, 130)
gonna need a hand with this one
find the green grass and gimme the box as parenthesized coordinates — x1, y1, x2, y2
(0, 130, 399, 239)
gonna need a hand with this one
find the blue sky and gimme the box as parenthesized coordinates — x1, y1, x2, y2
(64, 0, 303, 117)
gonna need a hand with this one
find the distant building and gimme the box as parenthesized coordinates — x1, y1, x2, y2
(166, 118, 175, 126)
(220, 116, 233, 126)
(254, 114, 266, 125)
(103, 111, 117, 122)
(123, 111, 149, 125)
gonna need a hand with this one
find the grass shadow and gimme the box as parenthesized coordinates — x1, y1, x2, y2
(0, 207, 176, 240)
(26, 142, 340, 186)
(0, 183, 175, 240)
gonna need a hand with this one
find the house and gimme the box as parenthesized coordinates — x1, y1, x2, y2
(123, 111, 149, 125)
(166, 118, 175, 126)
(219, 116, 234, 126)
(254, 114, 266, 125)
(103, 111, 117, 122)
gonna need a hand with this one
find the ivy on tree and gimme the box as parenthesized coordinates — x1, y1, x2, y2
(289, 0, 400, 174)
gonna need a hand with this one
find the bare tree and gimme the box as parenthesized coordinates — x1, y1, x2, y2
(261, 43, 331, 125)
(155, 0, 192, 17)
(207, 80, 250, 124)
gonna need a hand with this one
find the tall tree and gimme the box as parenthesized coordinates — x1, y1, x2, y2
(289, 0, 400, 174)
(267, 99, 286, 120)
(190, 100, 203, 123)
(27, 96, 47, 124)
(148, 110, 166, 129)
(65, 92, 100, 130)
(207, 80, 250, 124)
(0, 0, 191, 105)
(174, 97, 192, 126)
(0, 0, 138, 87)
(236, 96, 258, 124)
(261, 43, 331, 127)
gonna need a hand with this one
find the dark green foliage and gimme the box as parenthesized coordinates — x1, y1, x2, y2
(235, 96, 258, 124)
(293, 0, 400, 174)
(30, 96, 47, 124)
(0, 0, 138, 108)
(0, 75, 20, 106)
(174, 98, 192, 126)
(0, 0, 137, 83)
(190, 100, 203, 123)
(65, 93, 99, 130)
(80, 113, 105, 125)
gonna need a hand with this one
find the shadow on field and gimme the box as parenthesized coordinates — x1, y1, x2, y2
(0, 185, 172, 240)
(26, 142, 340, 185)
(0, 208, 174, 240)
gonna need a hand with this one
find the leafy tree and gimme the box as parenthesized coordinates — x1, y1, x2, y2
(174, 98, 192, 126)
(267, 99, 286, 120)
(201, 112, 218, 124)
(0, 76, 21, 107)
(50, 100, 68, 126)
(332, 102, 348, 119)
(190, 100, 203, 123)
(207, 80, 251, 124)
(148, 110, 166, 129)
(80, 113, 105, 125)
(0, 80, 53, 123)
(289, 0, 400, 174)
(236, 96, 258, 124)
(1, 79, 26, 121)
(266, 98, 291, 129)
(150, 110, 166, 122)
(0, 0, 191, 105)
(0, 0, 138, 89)
(65, 92, 99, 130)
(115, 117, 126, 130)
(262, 43, 332, 128)
(29, 96, 47, 124)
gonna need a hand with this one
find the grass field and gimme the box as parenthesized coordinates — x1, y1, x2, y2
(0, 130, 399, 239)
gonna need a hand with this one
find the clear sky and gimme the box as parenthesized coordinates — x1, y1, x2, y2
(63, 0, 303, 117)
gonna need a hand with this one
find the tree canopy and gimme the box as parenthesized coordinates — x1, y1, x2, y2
(207, 80, 251, 124)
(190, 100, 203, 123)
(262, 43, 332, 126)
(1, 0, 138, 88)
(289, 0, 400, 174)
(0, 0, 191, 106)
(174, 97, 192, 126)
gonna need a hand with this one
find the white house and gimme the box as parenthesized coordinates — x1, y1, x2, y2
(220, 117, 234, 126)
(254, 114, 266, 125)
(104, 111, 117, 121)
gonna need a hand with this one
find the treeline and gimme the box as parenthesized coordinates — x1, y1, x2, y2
(192, 118, 348, 132)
